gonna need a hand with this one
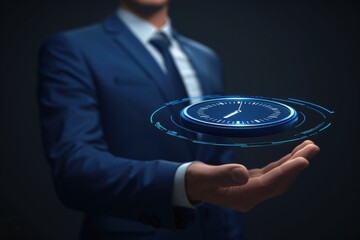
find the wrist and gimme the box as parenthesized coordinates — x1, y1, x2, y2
(173, 162, 202, 208)
(185, 162, 207, 203)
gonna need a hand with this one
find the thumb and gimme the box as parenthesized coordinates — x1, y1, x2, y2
(189, 163, 249, 187)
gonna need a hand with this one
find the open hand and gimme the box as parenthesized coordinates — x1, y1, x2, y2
(185, 140, 320, 211)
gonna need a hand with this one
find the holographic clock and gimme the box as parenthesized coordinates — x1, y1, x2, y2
(180, 97, 298, 137)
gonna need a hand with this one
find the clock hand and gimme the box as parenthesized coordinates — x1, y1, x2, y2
(223, 110, 240, 119)
(223, 102, 243, 119)
(237, 101, 243, 112)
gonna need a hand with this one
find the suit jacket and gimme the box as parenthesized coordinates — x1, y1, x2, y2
(38, 14, 244, 239)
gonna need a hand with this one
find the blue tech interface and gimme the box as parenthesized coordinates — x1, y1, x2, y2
(180, 98, 298, 137)
(150, 95, 334, 148)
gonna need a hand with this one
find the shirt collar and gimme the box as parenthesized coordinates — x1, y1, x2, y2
(116, 8, 174, 45)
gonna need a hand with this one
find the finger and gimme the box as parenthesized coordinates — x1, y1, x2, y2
(248, 168, 263, 177)
(208, 158, 309, 213)
(259, 153, 291, 175)
(259, 157, 309, 199)
(212, 164, 249, 187)
(259, 140, 315, 175)
(272, 140, 314, 165)
(290, 143, 320, 161)
(203, 164, 249, 187)
(290, 140, 314, 156)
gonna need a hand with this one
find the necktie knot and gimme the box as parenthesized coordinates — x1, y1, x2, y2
(149, 32, 171, 53)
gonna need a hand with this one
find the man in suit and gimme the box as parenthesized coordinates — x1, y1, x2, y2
(38, 0, 320, 239)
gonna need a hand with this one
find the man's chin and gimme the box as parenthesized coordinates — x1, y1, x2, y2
(122, 0, 168, 16)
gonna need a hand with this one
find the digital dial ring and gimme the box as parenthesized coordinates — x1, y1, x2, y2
(180, 97, 298, 137)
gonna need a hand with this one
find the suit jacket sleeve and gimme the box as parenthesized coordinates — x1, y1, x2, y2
(37, 33, 186, 229)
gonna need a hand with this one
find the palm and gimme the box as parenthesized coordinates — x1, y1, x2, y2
(186, 140, 320, 212)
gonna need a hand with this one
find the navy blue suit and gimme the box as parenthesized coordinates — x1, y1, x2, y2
(38, 14, 244, 239)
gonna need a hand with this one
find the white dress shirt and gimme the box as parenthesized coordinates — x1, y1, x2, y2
(117, 8, 201, 208)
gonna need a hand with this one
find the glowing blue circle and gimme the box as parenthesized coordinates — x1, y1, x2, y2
(180, 97, 298, 137)
(150, 95, 335, 148)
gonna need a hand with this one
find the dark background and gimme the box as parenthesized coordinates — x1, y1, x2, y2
(1, 0, 359, 239)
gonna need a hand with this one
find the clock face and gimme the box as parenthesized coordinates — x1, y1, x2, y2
(180, 97, 298, 137)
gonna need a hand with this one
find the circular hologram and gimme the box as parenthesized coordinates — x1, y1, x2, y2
(180, 97, 298, 137)
(150, 95, 335, 148)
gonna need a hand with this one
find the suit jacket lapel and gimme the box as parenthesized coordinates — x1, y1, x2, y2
(102, 15, 178, 105)
(102, 15, 195, 159)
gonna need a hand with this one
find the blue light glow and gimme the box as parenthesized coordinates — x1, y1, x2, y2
(150, 95, 335, 148)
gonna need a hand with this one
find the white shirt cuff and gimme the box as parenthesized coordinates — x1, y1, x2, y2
(172, 162, 199, 209)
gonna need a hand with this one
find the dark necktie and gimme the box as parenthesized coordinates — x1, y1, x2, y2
(149, 32, 196, 151)
(149, 32, 188, 107)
